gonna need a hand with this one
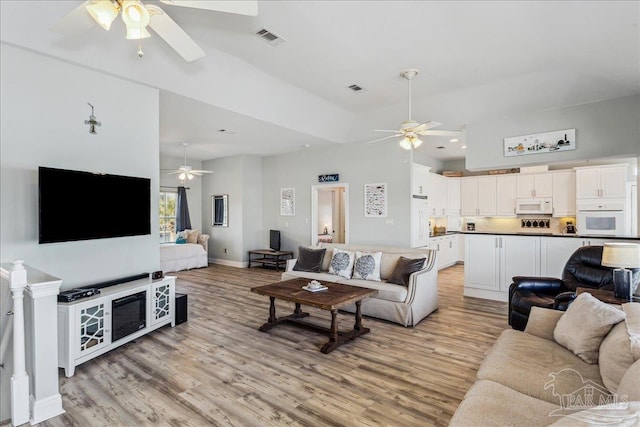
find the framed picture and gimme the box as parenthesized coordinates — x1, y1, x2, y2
(364, 183, 387, 217)
(280, 187, 295, 216)
(504, 129, 575, 157)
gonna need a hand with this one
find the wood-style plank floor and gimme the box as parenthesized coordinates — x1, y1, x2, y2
(39, 264, 508, 427)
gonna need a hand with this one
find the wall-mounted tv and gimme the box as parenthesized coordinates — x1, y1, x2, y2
(39, 167, 151, 244)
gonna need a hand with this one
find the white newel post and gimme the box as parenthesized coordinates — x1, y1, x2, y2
(23, 266, 65, 425)
(9, 260, 30, 426)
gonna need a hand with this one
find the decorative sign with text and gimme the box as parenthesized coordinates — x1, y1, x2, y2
(318, 174, 339, 183)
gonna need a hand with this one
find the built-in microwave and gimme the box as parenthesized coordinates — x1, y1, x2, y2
(576, 199, 626, 236)
(515, 198, 553, 215)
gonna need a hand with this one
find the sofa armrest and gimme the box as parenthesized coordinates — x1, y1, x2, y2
(524, 306, 564, 341)
(509, 277, 566, 301)
(198, 234, 210, 252)
(285, 258, 297, 272)
(403, 251, 438, 325)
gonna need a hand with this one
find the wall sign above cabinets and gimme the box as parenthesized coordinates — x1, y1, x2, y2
(318, 174, 339, 183)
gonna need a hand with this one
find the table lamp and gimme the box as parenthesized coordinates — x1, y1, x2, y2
(601, 242, 640, 301)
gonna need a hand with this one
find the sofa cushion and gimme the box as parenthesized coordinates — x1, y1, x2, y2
(388, 256, 425, 286)
(293, 246, 326, 273)
(185, 229, 199, 244)
(352, 251, 382, 281)
(340, 278, 407, 302)
(598, 302, 640, 393)
(477, 329, 609, 405)
(328, 248, 355, 279)
(525, 307, 565, 342)
(554, 292, 625, 364)
(282, 270, 342, 284)
(449, 379, 558, 427)
(617, 358, 640, 401)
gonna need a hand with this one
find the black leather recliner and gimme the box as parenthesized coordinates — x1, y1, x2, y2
(509, 245, 618, 331)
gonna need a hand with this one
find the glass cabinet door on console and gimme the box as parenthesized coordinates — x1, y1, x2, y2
(77, 300, 111, 357)
(151, 280, 175, 326)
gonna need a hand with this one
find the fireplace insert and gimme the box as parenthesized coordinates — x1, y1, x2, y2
(112, 291, 146, 342)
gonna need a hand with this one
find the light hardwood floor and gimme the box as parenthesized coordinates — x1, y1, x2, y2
(39, 264, 508, 427)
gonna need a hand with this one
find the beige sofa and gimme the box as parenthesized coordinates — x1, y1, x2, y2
(450, 304, 640, 426)
(282, 243, 438, 327)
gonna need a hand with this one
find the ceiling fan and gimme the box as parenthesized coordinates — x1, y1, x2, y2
(50, 0, 258, 62)
(168, 142, 213, 181)
(368, 69, 462, 150)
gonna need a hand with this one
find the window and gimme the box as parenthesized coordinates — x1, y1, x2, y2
(159, 191, 177, 243)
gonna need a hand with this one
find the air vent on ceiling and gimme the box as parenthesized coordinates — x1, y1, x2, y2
(347, 84, 366, 93)
(218, 129, 236, 135)
(255, 28, 286, 46)
(436, 146, 446, 149)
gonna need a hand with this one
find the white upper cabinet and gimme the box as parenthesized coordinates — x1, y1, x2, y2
(427, 173, 447, 217)
(460, 177, 479, 216)
(552, 171, 576, 217)
(516, 173, 553, 198)
(478, 176, 497, 216)
(495, 174, 517, 216)
(446, 178, 461, 216)
(575, 165, 627, 199)
(412, 163, 430, 196)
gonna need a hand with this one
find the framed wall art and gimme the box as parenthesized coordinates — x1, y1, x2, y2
(280, 187, 295, 216)
(364, 183, 387, 217)
(504, 129, 575, 157)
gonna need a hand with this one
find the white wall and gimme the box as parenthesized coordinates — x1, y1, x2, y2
(262, 142, 413, 252)
(201, 155, 263, 264)
(1, 44, 160, 289)
(159, 154, 203, 232)
(466, 95, 640, 171)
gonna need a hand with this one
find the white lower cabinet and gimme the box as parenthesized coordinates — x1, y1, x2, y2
(540, 237, 583, 278)
(429, 234, 459, 270)
(58, 276, 175, 377)
(464, 234, 539, 300)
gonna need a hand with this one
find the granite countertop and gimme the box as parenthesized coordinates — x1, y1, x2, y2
(460, 231, 640, 240)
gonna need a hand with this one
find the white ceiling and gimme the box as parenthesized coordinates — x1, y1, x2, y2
(2, 1, 639, 162)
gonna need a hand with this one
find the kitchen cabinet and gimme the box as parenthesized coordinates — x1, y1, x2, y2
(427, 172, 447, 217)
(430, 234, 458, 270)
(412, 163, 430, 196)
(575, 165, 626, 199)
(540, 237, 583, 278)
(464, 234, 540, 300)
(516, 173, 553, 198)
(446, 178, 461, 216)
(495, 174, 517, 216)
(461, 176, 497, 216)
(411, 197, 430, 248)
(552, 171, 576, 217)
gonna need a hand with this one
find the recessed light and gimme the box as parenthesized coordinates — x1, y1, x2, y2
(303, 144, 311, 148)
(461, 145, 467, 149)
(449, 138, 459, 143)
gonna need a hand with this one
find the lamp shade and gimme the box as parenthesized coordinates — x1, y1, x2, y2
(86, 1, 120, 31)
(601, 243, 640, 269)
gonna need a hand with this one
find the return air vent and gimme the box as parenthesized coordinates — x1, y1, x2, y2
(217, 129, 236, 135)
(347, 84, 366, 93)
(436, 146, 446, 149)
(255, 28, 286, 46)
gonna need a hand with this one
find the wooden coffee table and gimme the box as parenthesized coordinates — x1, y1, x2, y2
(251, 278, 378, 354)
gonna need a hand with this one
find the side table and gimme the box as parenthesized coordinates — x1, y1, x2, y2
(576, 287, 637, 304)
(248, 249, 293, 272)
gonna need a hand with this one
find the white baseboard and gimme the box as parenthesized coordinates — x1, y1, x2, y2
(209, 258, 248, 268)
(463, 287, 508, 302)
(30, 393, 64, 425)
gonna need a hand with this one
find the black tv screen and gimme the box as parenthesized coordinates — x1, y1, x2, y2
(39, 167, 151, 244)
(269, 230, 281, 251)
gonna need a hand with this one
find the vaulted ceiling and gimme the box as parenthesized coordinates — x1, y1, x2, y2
(2, 1, 638, 161)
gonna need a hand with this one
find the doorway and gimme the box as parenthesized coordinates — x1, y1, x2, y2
(311, 184, 349, 245)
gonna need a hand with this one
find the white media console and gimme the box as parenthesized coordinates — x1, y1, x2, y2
(57, 275, 175, 377)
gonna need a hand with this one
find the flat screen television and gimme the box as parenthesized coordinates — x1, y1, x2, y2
(269, 229, 281, 252)
(39, 166, 151, 244)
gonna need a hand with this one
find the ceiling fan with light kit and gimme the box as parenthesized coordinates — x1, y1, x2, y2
(51, 0, 258, 62)
(166, 142, 213, 181)
(368, 69, 462, 150)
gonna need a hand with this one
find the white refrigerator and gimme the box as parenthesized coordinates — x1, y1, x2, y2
(411, 195, 430, 248)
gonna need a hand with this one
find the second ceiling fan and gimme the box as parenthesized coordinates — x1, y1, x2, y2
(369, 69, 461, 150)
(168, 142, 213, 181)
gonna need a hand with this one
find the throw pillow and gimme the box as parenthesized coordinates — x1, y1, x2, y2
(186, 229, 199, 244)
(293, 246, 326, 273)
(553, 292, 626, 364)
(352, 251, 382, 281)
(328, 248, 355, 279)
(388, 256, 425, 286)
(175, 238, 187, 244)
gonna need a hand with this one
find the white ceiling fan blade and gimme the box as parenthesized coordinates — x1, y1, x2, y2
(50, 1, 95, 37)
(167, 170, 183, 175)
(190, 170, 213, 174)
(419, 129, 463, 136)
(371, 129, 403, 133)
(159, 0, 258, 16)
(146, 5, 205, 62)
(366, 134, 403, 144)
(412, 121, 442, 132)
